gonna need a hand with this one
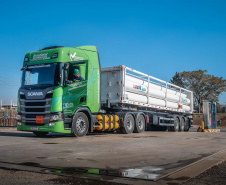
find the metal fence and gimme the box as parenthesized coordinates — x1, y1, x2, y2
(0, 118, 17, 127)
(0, 109, 17, 127)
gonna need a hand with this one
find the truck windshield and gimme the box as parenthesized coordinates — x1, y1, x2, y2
(21, 63, 61, 87)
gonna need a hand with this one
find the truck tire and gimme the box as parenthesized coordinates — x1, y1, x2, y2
(179, 118, 185, 132)
(71, 112, 89, 137)
(33, 132, 49, 137)
(184, 119, 190, 132)
(121, 114, 134, 134)
(134, 114, 145, 133)
(171, 117, 179, 132)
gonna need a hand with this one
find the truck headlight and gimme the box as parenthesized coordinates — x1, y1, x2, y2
(50, 112, 62, 122)
(47, 90, 54, 94)
(49, 123, 56, 127)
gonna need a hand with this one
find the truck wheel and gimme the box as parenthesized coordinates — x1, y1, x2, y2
(72, 112, 89, 137)
(171, 117, 179, 132)
(134, 114, 145, 133)
(33, 132, 49, 137)
(121, 114, 134, 134)
(179, 118, 185, 132)
(184, 119, 190, 132)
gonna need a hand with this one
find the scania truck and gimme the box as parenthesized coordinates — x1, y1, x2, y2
(17, 46, 193, 137)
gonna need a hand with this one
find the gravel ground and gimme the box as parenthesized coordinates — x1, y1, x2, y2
(0, 168, 123, 185)
(185, 160, 226, 185)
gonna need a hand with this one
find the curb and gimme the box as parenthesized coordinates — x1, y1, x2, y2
(156, 149, 226, 184)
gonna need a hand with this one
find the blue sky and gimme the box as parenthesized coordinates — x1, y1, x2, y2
(0, 0, 226, 105)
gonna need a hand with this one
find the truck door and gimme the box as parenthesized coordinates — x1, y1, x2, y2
(62, 62, 87, 115)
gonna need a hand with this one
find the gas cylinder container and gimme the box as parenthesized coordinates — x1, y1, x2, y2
(94, 115, 120, 131)
(126, 76, 187, 98)
(125, 76, 189, 101)
(125, 92, 182, 110)
(97, 115, 110, 123)
(124, 76, 191, 111)
(100, 65, 193, 113)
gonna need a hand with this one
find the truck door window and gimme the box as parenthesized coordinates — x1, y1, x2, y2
(67, 62, 86, 82)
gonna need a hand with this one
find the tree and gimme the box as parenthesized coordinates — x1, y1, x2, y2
(170, 72, 184, 88)
(216, 103, 224, 113)
(170, 70, 226, 113)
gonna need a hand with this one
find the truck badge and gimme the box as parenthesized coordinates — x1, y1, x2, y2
(27, 92, 43, 96)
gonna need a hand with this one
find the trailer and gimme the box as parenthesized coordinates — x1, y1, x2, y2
(17, 46, 193, 137)
(99, 65, 193, 133)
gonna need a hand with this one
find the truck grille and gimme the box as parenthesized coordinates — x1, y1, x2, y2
(25, 108, 46, 112)
(20, 95, 53, 125)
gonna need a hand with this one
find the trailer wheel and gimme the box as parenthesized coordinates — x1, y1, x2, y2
(171, 117, 179, 132)
(179, 118, 185, 132)
(134, 114, 145, 133)
(71, 112, 89, 137)
(121, 114, 134, 134)
(33, 132, 49, 137)
(184, 119, 190, 132)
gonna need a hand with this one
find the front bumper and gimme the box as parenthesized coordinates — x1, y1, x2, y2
(17, 121, 71, 134)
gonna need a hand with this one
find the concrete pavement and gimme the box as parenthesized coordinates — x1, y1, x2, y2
(0, 127, 226, 184)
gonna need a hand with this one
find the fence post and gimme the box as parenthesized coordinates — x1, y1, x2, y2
(10, 111, 12, 126)
(3, 116, 5, 126)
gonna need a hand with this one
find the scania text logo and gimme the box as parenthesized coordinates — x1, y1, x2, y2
(27, 92, 43, 96)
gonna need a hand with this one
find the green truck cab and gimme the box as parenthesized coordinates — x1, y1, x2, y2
(17, 46, 101, 137)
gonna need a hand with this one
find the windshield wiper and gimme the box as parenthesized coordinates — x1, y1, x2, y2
(23, 84, 36, 87)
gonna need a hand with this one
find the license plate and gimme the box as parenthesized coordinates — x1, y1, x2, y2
(30, 126, 38, 131)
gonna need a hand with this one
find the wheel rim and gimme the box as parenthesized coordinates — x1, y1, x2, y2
(76, 117, 86, 133)
(126, 118, 132, 130)
(138, 118, 144, 130)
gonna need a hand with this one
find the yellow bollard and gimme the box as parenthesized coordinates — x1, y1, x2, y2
(197, 121, 220, 132)
(201, 121, 204, 130)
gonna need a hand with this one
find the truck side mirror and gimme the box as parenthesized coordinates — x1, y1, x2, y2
(63, 71, 68, 86)
(20, 64, 28, 71)
(63, 64, 69, 86)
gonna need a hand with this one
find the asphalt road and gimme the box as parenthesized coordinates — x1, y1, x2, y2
(0, 127, 226, 184)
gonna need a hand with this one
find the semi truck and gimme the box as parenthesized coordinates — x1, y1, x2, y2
(17, 45, 193, 137)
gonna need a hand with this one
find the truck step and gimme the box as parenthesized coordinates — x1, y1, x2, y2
(159, 123, 174, 127)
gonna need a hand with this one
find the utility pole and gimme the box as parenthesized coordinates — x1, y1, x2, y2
(10, 99, 12, 126)
(0, 99, 2, 109)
